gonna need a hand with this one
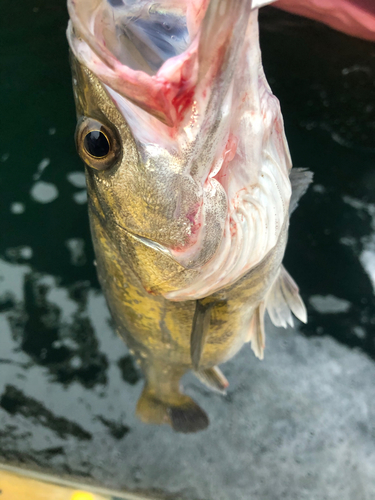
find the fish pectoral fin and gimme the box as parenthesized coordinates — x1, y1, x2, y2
(246, 302, 266, 360)
(190, 300, 214, 370)
(266, 265, 307, 328)
(194, 366, 229, 395)
(289, 168, 313, 214)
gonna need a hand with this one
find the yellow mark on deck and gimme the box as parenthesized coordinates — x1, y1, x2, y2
(71, 492, 96, 500)
(0, 469, 109, 500)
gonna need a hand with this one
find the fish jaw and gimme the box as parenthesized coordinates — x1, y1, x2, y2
(68, 0, 292, 299)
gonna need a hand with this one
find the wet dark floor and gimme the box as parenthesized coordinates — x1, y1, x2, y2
(1, 3, 375, 499)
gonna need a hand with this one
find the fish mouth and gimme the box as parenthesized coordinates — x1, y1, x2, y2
(67, 0, 256, 128)
(67, 0, 201, 127)
(68, 0, 292, 300)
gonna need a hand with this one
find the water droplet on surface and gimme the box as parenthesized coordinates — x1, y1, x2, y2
(73, 190, 87, 204)
(70, 356, 83, 369)
(65, 238, 86, 266)
(10, 202, 25, 214)
(5, 246, 33, 260)
(309, 294, 351, 314)
(353, 326, 366, 339)
(67, 171, 86, 188)
(33, 158, 50, 180)
(30, 181, 58, 203)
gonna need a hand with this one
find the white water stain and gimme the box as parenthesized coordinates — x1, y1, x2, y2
(70, 356, 83, 369)
(340, 236, 356, 247)
(65, 238, 86, 266)
(33, 158, 50, 180)
(48, 127, 56, 135)
(353, 326, 366, 339)
(0, 259, 31, 302)
(360, 250, 375, 294)
(313, 184, 326, 194)
(309, 294, 351, 314)
(67, 171, 86, 188)
(342, 196, 375, 295)
(10, 202, 25, 214)
(5, 246, 33, 260)
(73, 190, 87, 204)
(30, 181, 58, 203)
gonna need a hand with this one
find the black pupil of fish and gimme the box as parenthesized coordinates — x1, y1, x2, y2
(84, 130, 110, 158)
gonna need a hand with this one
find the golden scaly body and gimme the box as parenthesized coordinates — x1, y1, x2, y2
(69, 10, 308, 430)
(89, 191, 287, 426)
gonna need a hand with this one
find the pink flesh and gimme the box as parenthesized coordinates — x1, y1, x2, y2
(68, 0, 213, 128)
(275, 0, 375, 41)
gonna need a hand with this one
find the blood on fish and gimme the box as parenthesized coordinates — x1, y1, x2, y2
(171, 88, 196, 126)
(170, 202, 202, 252)
(230, 217, 237, 237)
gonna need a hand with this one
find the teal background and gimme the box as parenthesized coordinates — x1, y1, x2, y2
(1, 0, 95, 285)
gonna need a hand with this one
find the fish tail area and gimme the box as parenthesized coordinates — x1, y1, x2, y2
(136, 385, 209, 434)
(266, 265, 307, 328)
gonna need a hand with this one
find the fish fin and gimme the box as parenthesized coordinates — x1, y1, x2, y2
(252, 0, 277, 8)
(194, 366, 229, 395)
(168, 403, 209, 433)
(136, 386, 209, 433)
(266, 265, 307, 328)
(289, 168, 313, 214)
(190, 300, 214, 370)
(248, 303, 266, 360)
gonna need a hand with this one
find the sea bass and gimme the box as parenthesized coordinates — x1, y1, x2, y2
(67, 0, 312, 433)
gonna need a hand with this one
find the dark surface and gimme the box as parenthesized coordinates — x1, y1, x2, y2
(260, 7, 375, 359)
(1, 3, 375, 499)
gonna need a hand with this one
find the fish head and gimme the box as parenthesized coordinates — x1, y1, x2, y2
(68, 0, 292, 300)
(70, 49, 226, 271)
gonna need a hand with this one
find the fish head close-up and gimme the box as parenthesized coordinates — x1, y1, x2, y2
(67, 0, 293, 300)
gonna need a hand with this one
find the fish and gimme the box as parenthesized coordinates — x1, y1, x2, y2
(67, 0, 313, 433)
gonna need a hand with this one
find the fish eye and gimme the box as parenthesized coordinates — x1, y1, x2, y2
(84, 130, 110, 158)
(75, 118, 121, 171)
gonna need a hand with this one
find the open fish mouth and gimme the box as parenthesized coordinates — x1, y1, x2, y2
(67, 0, 292, 300)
